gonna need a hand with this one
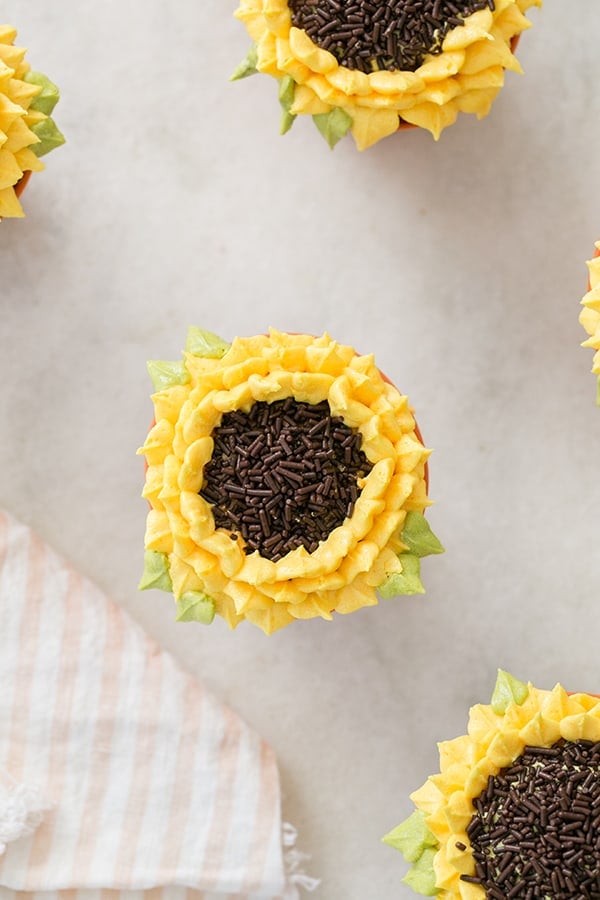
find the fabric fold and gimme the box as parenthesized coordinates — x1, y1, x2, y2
(0, 510, 316, 899)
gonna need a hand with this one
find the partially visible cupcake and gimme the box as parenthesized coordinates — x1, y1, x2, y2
(0, 25, 65, 219)
(581, 242, 600, 405)
(384, 670, 600, 897)
(138, 328, 443, 634)
(232, 0, 541, 149)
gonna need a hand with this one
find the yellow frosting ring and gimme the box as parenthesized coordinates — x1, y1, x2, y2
(581, 242, 600, 390)
(410, 683, 600, 898)
(0, 25, 48, 219)
(234, 0, 541, 148)
(140, 330, 430, 634)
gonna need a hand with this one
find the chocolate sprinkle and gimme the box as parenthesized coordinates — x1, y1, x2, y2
(200, 398, 372, 562)
(462, 740, 600, 899)
(289, 0, 495, 73)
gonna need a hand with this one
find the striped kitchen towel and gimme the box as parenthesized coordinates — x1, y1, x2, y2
(0, 510, 319, 899)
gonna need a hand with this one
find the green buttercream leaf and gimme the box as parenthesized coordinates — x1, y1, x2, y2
(175, 591, 215, 625)
(230, 44, 259, 80)
(185, 327, 230, 359)
(382, 811, 438, 862)
(491, 669, 529, 715)
(280, 109, 296, 135)
(30, 117, 65, 157)
(401, 511, 445, 558)
(24, 70, 60, 115)
(147, 359, 190, 391)
(279, 76, 296, 134)
(312, 107, 353, 149)
(138, 550, 172, 592)
(378, 553, 424, 598)
(403, 847, 439, 897)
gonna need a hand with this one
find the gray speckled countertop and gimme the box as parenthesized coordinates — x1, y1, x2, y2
(1, 2, 599, 897)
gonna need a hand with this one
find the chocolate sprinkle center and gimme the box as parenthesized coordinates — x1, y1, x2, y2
(289, 0, 495, 73)
(462, 740, 600, 899)
(200, 398, 372, 562)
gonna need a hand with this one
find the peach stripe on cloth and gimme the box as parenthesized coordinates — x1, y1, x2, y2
(0, 511, 318, 899)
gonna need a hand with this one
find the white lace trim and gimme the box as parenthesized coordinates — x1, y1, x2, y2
(0, 770, 52, 855)
(282, 822, 321, 898)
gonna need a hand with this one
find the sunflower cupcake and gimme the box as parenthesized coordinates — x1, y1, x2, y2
(384, 670, 600, 897)
(232, 0, 541, 149)
(581, 242, 600, 405)
(0, 25, 65, 219)
(138, 328, 443, 635)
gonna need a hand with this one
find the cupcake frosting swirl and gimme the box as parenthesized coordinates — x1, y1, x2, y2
(233, 0, 541, 148)
(139, 329, 442, 634)
(384, 671, 600, 897)
(0, 26, 64, 218)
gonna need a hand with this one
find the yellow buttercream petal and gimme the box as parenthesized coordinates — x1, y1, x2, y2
(327, 66, 372, 96)
(444, 791, 474, 834)
(518, 711, 561, 747)
(145, 510, 173, 554)
(350, 107, 400, 151)
(439, 736, 474, 772)
(400, 101, 459, 140)
(441, 9, 494, 50)
(333, 579, 378, 614)
(461, 34, 522, 75)
(458, 879, 484, 900)
(457, 66, 505, 94)
(256, 29, 280, 76)
(288, 26, 337, 74)
(581, 243, 600, 381)
(454, 87, 499, 117)
(0, 145, 23, 190)
(560, 712, 600, 743)
(290, 83, 331, 115)
(262, 0, 291, 37)
(417, 51, 466, 81)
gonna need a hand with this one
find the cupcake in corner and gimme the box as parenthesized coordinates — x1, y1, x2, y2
(581, 242, 600, 405)
(138, 328, 443, 635)
(0, 25, 65, 219)
(384, 670, 600, 897)
(232, 0, 541, 150)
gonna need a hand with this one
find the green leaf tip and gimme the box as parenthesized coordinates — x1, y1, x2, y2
(382, 810, 437, 861)
(176, 591, 215, 625)
(25, 70, 60, 115)
(384, 812, 439, 896)
(378, 553, 424, 598)
(403, 847, 439, 896)
(185, 327, 230, 359)
(147, 359, 190, 391)
(139, 550, 173, 592)
(278, 76, 296, 135)
(312, 107, 353, 149)
(491, 670, 529, 715)
(230, 44, 258, 81)
(401, 511, 445, 558)
(30, 117, 65, 157)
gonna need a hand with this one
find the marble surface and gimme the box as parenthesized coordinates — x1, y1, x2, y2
(1, 2, 600, 897)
